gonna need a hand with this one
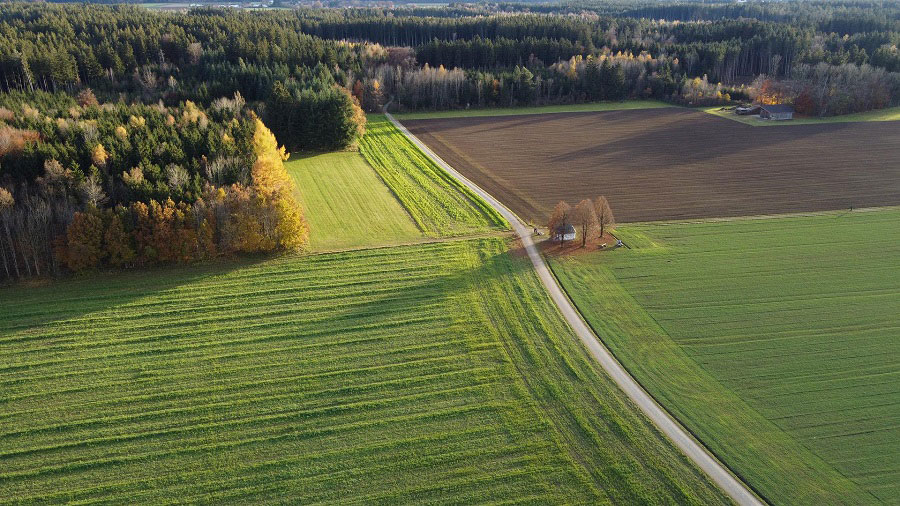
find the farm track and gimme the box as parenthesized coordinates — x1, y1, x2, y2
(387, 110, 763, 506)
(404, 108, 900, 223)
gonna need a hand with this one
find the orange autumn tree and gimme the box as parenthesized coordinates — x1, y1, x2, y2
(64, 210, 105, 271)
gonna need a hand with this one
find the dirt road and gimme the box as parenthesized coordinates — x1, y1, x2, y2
(386, 109, 765, 506)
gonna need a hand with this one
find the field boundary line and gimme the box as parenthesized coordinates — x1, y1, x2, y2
(618, 205, 900, 227)
(385, 106, 765, 506)
(304, 231, 513, 256)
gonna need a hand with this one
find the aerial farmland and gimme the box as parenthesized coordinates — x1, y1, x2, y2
(403, 106, 900, 505)
(3, 2, 900, 504)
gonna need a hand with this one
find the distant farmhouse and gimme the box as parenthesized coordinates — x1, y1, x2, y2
(759, 104, 794, 120)
(553, 224, 577, 242)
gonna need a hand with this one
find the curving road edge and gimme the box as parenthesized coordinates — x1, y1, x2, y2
(385, 109, 765, 506)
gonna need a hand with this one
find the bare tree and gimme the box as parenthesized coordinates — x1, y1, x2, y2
(547, 201, 571, 243)
(0, 187, 17, 279)
(594, 196, 615, 238)
(80, 174, 107, 207)
(572, 199, 598, 248)
(187, 42, 203, 65)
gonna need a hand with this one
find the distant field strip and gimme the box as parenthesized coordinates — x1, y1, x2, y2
(286, 151, 422, 251)
(0, 239, 727, 504)
(705, 105, 900, 126)
(550, 209, 900, 504)
(359, 115, 508, 236)
(393, 100, 672, 120)
(404, 108, 900, 223)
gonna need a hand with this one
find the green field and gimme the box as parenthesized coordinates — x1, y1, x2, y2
(549, 209, 900, 504)
(393, 100, 672, 120)
(286, 151, 422, 251)
(359, 115, 508, 237)
(0, 238, 728, 503)
(704, 105, 900, 126)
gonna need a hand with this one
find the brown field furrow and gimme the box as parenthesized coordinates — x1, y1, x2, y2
(404, 109, 900, 223)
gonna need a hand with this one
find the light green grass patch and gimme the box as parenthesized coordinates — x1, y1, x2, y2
(704, 105, 900, 126)
(393, 100, 672, 120)
(286, 151, 422, 251)
(0, 238, 728, 504)
(550, 209, 900, 504)
(359, 115, 508, 236)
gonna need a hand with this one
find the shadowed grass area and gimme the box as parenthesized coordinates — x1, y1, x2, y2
(286, 151, 422, 251)
(0, 238, 728, 504)
(393, 100, 673, 120)
(549, 209, 900, 505)
(704, 105, 900, 126)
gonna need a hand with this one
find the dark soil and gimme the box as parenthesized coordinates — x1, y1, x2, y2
(405, 108, 900, 223)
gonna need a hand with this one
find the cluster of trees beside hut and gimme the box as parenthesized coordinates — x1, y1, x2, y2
(547, 197, 615, 248)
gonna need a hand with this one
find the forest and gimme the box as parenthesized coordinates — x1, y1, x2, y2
(1, 1, 899, 281)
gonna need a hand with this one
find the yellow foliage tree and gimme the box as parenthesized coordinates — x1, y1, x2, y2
(0, 187, 13, 208)
(91, 143, 108, 167)
(248, 118, 308, 250)
(250, 118, 291, 198)
(274, 194, 308, 250)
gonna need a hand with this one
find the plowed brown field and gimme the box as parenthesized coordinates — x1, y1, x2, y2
(404, 108, 900, 223)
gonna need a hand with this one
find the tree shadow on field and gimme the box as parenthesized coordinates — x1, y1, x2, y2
(0, 255, 273, 339)
(405, 109, 661, 138)
(332, 241, 530, 340)
(548, 109, 852, 167)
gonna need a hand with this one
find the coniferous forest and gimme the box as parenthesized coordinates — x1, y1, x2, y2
(1, 1, 899, 281)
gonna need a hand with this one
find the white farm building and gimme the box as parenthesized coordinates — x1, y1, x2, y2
(553, 224, 577, 242)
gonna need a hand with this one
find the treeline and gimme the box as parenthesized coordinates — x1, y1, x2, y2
(2, 3, 898, 116)
(364, 52, 685, 111)
(0, 4, 358, 94)
(753, 63, 900, 117)
(0, 92, 307, 281)
(293, 6, 900, 80)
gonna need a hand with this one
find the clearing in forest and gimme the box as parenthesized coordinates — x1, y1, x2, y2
(404, 108, 900, 223)
(0, 238, 728, 504)
(549, 209, 900, 505)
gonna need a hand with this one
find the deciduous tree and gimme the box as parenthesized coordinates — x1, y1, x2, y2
(573, 199, 598, 248)
(547, 201, 572, 243)
(64, 210, 104, 271)
(594, 196, 615, 238)
(104, 211, 135, 267)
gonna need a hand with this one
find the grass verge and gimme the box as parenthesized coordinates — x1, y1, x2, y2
(704, 105, 900, 126)
(359, 115, 508, 236)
